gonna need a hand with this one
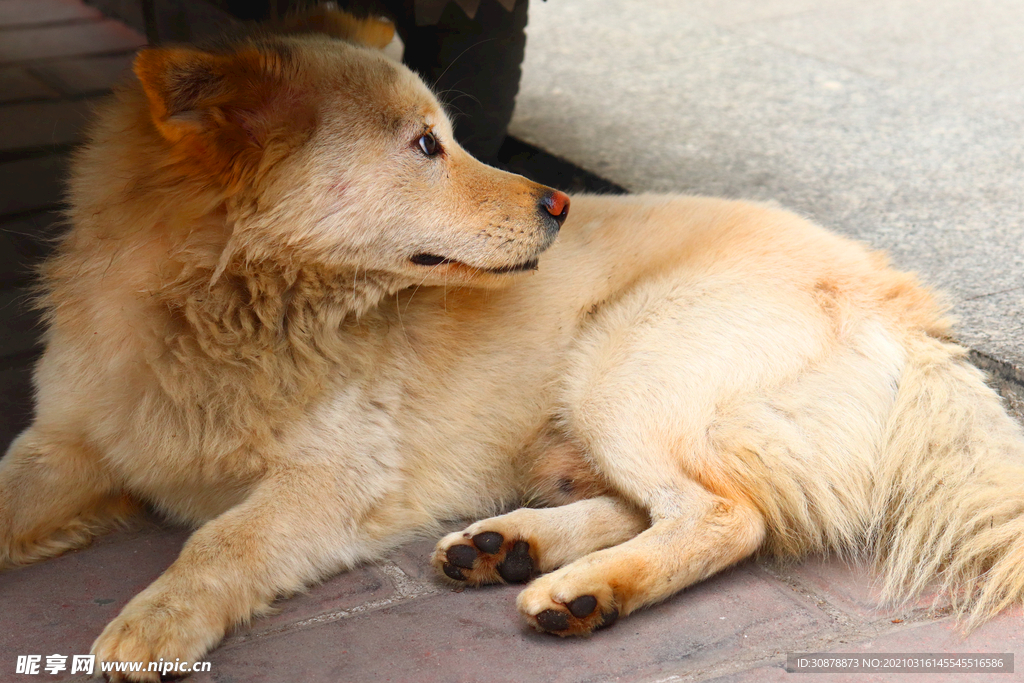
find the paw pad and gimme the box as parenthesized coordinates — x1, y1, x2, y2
(446, 544, 478, 569)
(442, 563, 466, 580)
(496, 540, 534, 583)
(436, 533, 537, 585)
(598, 607, 620, 629)
(527, 594, 619, 635)
(535, 609, 570, 631)
(568, 595, 597, 618)
(472, 531, 503, 554)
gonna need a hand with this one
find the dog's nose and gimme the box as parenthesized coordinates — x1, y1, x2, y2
(540, 190, 571, 227)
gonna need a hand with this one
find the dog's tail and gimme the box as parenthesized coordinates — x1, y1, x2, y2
(870, 334, 1024, 629)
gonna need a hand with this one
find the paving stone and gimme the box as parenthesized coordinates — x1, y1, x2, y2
(0, 521, 191, 676)
(803, 609, 1024, 683)
(196, 563, 829, 683)
(0, 19, 145, 65)
(0, 98, 98, 153)
(0, 526, 427, 679)
(0, 0, 101, 28)
(706, 661, 1008, 683)
(239, 563, 397, 635)
(773, 556, 945, 623)
(0, 154, 67, 216)
(690, 618, 1024, 682)
(29, 52, 134, 96)
(706, 607, 1024, 682)
(0, 67, 60, 103)
(702, 664, 790, 682)
(385, 531, 460, 582)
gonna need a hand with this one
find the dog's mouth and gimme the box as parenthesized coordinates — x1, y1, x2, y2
(410, 253, 540, 274)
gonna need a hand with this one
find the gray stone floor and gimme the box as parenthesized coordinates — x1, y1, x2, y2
(511, 0, 1024, 381)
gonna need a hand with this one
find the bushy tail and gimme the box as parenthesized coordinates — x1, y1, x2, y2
(870, 335, 1024, 630)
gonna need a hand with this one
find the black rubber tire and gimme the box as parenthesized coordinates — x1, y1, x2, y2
(166, 0, 528, 163)
(390, 0, 529, 163)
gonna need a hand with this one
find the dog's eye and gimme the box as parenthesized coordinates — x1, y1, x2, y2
(417, 132, 440, 157)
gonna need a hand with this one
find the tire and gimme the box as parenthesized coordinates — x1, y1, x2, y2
(158, 0, 528, 162)
(392, 0, 528, 162)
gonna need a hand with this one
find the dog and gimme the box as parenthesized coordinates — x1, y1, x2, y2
(2, 11, 1024, 680)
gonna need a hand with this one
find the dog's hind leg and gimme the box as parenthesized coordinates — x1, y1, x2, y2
(511, 276, 832, 635)
(516, 478, 765, 634)
(0, 428, 139, 568)
(432, 496, 648, 585)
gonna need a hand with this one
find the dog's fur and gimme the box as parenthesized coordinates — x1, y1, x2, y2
(2, 14, 1024, 679)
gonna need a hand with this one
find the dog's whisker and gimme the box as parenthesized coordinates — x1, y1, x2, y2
(432, 36, 501, 91)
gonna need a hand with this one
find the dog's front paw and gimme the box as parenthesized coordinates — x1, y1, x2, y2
(516, 567, 620, 636)
(432, 526, 538, 586)
(91, 589, 221, 682)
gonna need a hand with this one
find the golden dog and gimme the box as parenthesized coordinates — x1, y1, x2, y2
(2, 13, 1023, 680)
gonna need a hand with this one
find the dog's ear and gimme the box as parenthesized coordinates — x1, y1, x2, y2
(133, 45, 312, 184)
(276, 8, 395, 49)
(134, 45, 297, 142)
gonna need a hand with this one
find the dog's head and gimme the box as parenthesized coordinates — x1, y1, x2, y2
(130, 18, 569, 290)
